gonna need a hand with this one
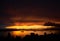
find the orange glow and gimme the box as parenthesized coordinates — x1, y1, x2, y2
(10, 31, 56, 37)
(6, 22, 54, 29)
(10, 31, 25, 37)
(6, 22, 55, 37)
(6, 25, 53, 29)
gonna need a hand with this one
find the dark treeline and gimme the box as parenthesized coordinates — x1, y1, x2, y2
(0, 32, 60, 41)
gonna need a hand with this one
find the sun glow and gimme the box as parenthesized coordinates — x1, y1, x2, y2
(6, 22, 54, 29)
(6, 25, 54, 29)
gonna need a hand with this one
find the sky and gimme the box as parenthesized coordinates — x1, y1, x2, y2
(0, 0, 60, 28)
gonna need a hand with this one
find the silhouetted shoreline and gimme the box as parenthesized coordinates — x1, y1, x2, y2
(0, 31, 60, 41)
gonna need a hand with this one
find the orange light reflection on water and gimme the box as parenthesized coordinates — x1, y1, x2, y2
(10, 31, 56, 37)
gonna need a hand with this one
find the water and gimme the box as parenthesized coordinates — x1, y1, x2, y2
(0, 30, 59, 37)
(9, 30, 58, 37)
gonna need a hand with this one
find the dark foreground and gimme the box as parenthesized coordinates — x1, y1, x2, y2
(0, 32, 60, 41)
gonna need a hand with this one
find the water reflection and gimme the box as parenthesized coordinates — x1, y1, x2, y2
(10, 30, 57, 37)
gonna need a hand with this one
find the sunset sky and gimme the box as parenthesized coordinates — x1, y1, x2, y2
(0, 0, 60, 37)
(0, 0, 60, 28)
